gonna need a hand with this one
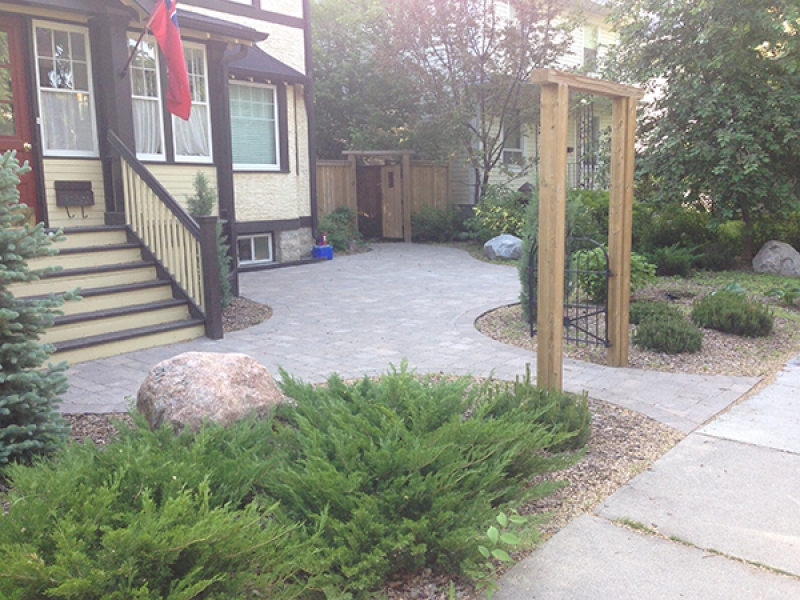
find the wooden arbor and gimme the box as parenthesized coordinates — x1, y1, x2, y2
(531, 68, 644, 391)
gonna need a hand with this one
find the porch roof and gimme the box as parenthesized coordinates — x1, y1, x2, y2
(226, 46, 309, 84)
(130, 1, 268, 43)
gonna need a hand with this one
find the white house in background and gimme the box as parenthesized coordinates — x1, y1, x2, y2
(450, 0, 617, 205)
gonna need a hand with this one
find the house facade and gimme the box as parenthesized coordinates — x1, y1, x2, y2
(2, 0, 315, 363)
(450, 1, 616, 204)
(0, 0, 314, 264)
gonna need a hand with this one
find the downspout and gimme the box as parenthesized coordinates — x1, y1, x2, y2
(302, 0, 318, 239)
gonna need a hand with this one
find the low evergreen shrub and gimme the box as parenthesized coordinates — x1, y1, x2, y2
(467, 184, 526, 243)
(649, 243, 696, 277)
(633, 314, 703, 354)
(629, 300, 684, 325)
(691, 291, 773, 337)
(0, 364, 591, 599)
(186, 172, 232, 308)
(318, 206, 363, 252)
(0, 413, 313, 599)
(411, 206, 465, 242)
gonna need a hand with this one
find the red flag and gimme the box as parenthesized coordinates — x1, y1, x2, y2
(149, 0, 191, 120)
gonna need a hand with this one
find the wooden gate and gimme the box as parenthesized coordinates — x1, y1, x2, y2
(381, 164, 403, 238)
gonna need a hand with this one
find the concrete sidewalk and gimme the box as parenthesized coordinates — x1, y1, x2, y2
(496, 355, 800, 599)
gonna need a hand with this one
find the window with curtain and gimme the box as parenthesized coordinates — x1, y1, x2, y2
(174, 43, 211, 162)
(229, 82, 279, 170)
(33, 22, 97, 156)
(128, 36, 164, 160)
(502, 110, 524, 167)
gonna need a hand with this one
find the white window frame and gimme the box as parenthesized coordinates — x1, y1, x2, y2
(229, 81, 280, 172)
(238, 233, 274, 265)
(128, 35, 166, 162)
(501, 113, 524, 169)
(32, 20, 98, 158)
(173, 41, 213, 163)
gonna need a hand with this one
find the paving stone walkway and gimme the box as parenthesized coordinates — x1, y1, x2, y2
(62, 243, 756, 434)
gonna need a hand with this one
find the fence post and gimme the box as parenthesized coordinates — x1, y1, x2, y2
(197, 215, 223, 340)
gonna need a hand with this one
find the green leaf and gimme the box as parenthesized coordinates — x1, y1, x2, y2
(479, 545, 490, 559)
(508, 515, 527, 525)
(491, 548, 512, 562)
(486, 526, 499, 545)
(499, 532, 519, 545)
(496, 512, 508, 527)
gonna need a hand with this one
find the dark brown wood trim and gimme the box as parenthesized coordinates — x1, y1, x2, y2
(278, 82, 290, 173)
(302, 0, 318, 238)
(19, 13, 49, 226)
(236, 216, 313, 235)
(208, 40, 239, 295)
(197, 215, 223, 339)
(182, 0, 304, 29)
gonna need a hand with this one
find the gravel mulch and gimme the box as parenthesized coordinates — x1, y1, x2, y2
(477, 291, 800, 378)
(223, 295, 272, 333)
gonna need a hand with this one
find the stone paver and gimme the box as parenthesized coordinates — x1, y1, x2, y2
(61, 243, 757, 433)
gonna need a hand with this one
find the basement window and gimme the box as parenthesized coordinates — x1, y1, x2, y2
(238, 233, 273, 265)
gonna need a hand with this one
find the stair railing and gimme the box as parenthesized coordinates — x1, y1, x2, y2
(107, 131, 223, 339)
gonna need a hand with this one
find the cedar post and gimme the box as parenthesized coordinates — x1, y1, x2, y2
(401, 151, 413, 242)
(607, 96, 637, 366)
(536, 82, 570, 391)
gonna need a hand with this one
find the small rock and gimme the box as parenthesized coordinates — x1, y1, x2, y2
(484, 234, 523, 260)
(753, 240, 800, 277)
(136, 352, 286, 432)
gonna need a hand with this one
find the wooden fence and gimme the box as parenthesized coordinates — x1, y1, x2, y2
(315, 160, 450, 218)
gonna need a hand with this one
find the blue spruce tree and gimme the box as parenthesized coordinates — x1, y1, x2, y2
(0, 151, 71, 470)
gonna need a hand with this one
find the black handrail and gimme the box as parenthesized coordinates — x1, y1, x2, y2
(107, 130, 200, 238)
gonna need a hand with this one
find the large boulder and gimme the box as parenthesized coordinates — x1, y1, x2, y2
(136, 352, 286, 432)
(484, 234, 523, 261)
(753, 241, 800, 277)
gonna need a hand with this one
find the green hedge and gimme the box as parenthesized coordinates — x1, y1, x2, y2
(0, 365, 591, 599)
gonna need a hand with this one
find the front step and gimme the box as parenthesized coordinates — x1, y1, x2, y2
(13, 225, 209, 365)
(52, 320, 207, 366)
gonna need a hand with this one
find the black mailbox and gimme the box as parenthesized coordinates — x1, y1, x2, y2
(55, 180, 94, 219)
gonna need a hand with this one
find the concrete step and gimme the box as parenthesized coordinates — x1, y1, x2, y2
(52, 319, 207, 365)
(10, 262, 159, 297)
(28, 244, 143, 271)
(43, 299, 191, 345)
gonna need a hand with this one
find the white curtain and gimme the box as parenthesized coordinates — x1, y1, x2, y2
(174, 106, 210, 158)
(41, 91, 93, 152)
(133, 97, 162, 156)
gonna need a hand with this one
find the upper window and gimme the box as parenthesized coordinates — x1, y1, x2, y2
(229, 82, 280, 171)
(173, 43, 212, 163)
(583, 25, 599, 71)
(128, 36, 165, 161)
(33, 21, 97, 157)
(502, 111, 524, 168)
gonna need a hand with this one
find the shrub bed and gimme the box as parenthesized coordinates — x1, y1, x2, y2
(633, 314, 703, 354)
(0, 365, 590, 599)
(691, 291, 773, 337)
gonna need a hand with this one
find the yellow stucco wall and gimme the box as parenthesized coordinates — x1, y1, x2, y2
(43, 159, 106, 229)
(233, 84, 310, 222)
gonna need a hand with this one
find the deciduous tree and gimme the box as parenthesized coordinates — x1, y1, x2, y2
(606, 0, 800, 259)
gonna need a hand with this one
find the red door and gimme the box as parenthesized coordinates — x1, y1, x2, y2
(0, 15, 38, 224)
